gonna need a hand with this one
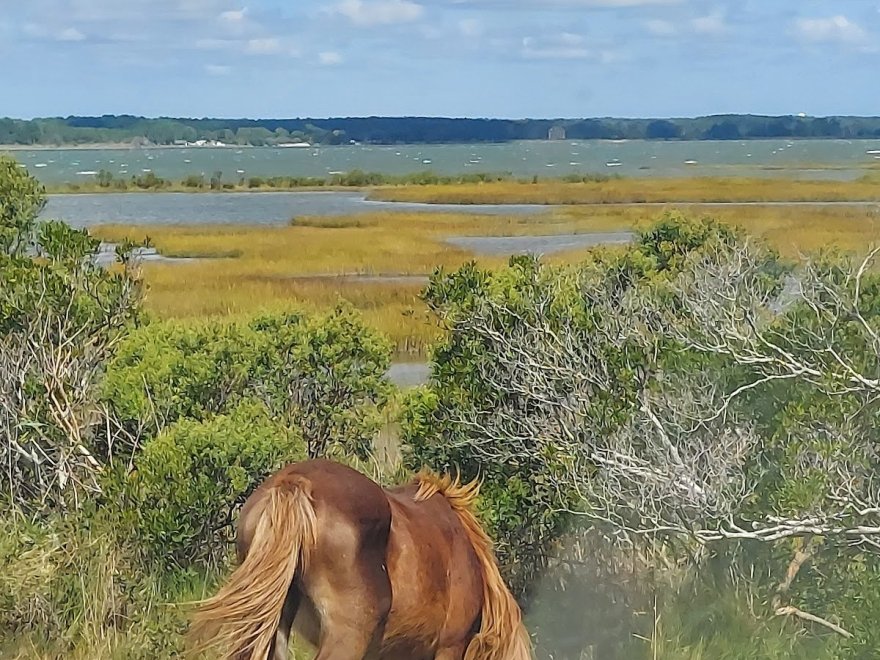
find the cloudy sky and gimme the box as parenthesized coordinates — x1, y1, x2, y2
(2, 0, 878, 119)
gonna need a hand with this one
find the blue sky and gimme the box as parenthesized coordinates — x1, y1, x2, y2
(2, 0, 878, 119)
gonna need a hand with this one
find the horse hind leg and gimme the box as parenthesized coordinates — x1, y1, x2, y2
(268, 586, 301, 660)
(313, 615, 388, 660)
(310, 559, 392, 660)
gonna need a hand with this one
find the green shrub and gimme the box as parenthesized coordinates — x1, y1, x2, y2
(112, 400, 304, 569)
(103, 303, 394, 460)
(1, 156, 144, 513)
(248, 305, 394, 459)
(182, 174, 204, 188)
(0, 512, 214, 659)
(102, 318, 260, 432)
(132, 171, 165, 189)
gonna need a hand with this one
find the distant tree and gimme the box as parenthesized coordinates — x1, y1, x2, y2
(96, 169, 114, 187)
(705, 121, 742, 140)
(646, 119, 682, 139)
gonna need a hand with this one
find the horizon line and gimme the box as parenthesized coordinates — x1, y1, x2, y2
(5, 112, 878, 123)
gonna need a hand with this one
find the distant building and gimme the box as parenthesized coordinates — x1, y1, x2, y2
(548, 125, 566, 141)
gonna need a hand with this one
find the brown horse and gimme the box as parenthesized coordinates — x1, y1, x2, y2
(187, 458, 532, 660)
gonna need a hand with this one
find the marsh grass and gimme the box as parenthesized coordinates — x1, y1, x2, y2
(369, 176, 880, 205)
(92, 210, 616, 354)
(91, 203, 880, 357)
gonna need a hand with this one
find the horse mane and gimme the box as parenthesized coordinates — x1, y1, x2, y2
(414, 469, 532, 660)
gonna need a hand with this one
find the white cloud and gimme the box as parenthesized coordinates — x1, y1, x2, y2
(21, 0, 233, 23)
(644, 11, 728, 38)
(196, 35, 299, 56)
(219, 8, 248, 22)
(319, 50, 344, 65)
(335, 0, 425, 26)
(244, 37, 281, 54)
(793, 15, 867, 45)
(522, 32, 590, 59)
(22, 23, 87, 42)
(205, 63, 231, 75)
(58, 27, 86, 41)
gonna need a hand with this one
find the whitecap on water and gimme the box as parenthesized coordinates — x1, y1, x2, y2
(77, 170, 98, 175)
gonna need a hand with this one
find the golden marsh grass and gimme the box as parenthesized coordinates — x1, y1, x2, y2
(91, 203, 880, 356)
(369, 176, 880, 205)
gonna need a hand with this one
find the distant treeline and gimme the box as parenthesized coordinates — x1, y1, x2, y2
(3, 114, 880, 146)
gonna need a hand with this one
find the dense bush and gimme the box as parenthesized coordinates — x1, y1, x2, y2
(0, 155, 144, 512)
(103, 304, 394, 459)
(110, 400, 304, 569)
(401, 214, 754, 594)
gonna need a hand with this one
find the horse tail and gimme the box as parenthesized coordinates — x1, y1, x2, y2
(415, 472, 533, 660)
(186, 478, 318, 660)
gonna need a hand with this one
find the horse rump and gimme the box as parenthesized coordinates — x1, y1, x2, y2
(186, 475, 317, 660)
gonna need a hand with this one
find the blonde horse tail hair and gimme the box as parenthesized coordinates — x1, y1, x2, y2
(415, 471, 533, 660)
(186, 479, 318, 660)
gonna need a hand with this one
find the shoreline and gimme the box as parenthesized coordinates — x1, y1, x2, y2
(4, 136, 880, 151)
(0, 142, 271, 151)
